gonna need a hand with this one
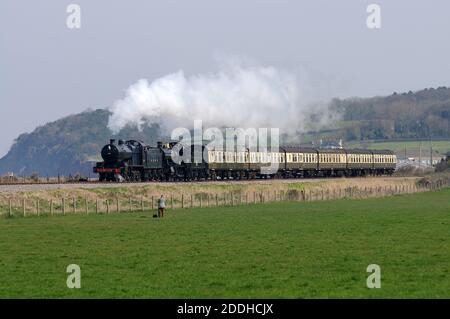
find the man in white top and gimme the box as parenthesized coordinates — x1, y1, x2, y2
(158, 195, 166, 218)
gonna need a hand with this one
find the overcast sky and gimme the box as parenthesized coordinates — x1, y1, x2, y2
(1, 0, 449, 157)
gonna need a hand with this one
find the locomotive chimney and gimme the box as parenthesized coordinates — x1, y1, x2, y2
(110, 139, 116, 145)
(118, 139, 124, 145)
(157, 141, 163, 148)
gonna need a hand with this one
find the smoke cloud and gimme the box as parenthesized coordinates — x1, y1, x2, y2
(107, 57, 338, 136)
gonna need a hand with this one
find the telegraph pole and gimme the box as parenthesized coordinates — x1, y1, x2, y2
(419, 141, 422, 168)
(430, 138, 433, 167)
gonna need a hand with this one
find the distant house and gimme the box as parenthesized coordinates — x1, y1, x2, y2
(319, 139, 343, 150)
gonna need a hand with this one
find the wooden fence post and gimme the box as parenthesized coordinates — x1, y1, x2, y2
(216, 194, 218, 207)
(117, 197, 119, 213)
(171, 195, 174, 209)
(36, 200, 39, 216)
(151, 196, 154, 210)
(129, 197, 132, 212)
(96, 199, 99, 214)
(106, 199, 109, 214)
(141, 197, 144, 212)
(62, 198, 65, 215)
(85, 197, 88, 214)
(50, 200, 53, 215)
(8, 198, 12, 217)
(200, 195, 202, 208)
(22, 199, 26, 217)
(191, 195, 193, 208)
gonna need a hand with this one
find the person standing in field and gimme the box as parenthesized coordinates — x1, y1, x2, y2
(158, 195, 166, 218)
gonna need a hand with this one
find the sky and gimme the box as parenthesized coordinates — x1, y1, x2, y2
(1, 0, 450, 157)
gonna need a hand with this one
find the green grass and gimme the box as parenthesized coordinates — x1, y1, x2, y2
(0, 189, 449, 298)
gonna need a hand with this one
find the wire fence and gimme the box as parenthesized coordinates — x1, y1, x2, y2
(1, 180, 448, 218)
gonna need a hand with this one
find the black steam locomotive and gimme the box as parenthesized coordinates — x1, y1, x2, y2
(93, 139, 397, 182)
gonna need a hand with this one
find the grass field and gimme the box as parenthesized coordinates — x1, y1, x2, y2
(0, 189, 449, 298)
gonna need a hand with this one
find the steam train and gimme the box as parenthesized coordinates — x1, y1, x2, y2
(93, 139, 397, 182)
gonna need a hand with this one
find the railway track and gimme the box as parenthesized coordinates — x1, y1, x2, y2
(0, 181, 96, 186)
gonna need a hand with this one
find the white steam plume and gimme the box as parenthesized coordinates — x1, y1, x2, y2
(108, 57, 337, 135)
